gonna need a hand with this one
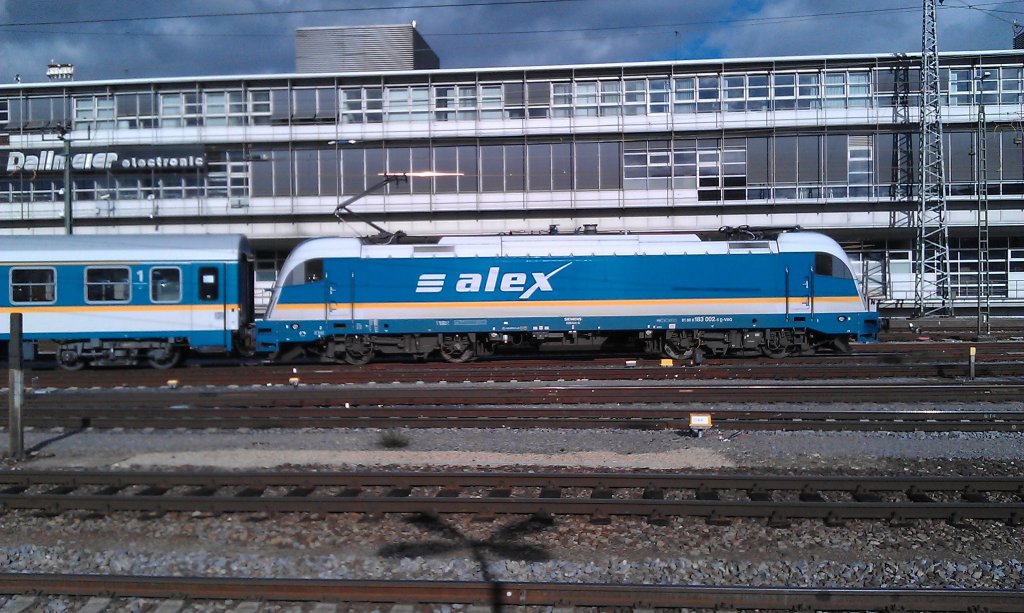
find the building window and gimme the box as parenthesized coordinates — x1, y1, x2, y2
(1001, 67, 1022, 104)
(552, 82, 573, 117)
(575, 81, 599, 117)
(697, 76, 720, 112)
(386, 86, 430, 122)
(797, 73, 821, 109)
(723, 75, 746, 112)
(151, 267, 182, 303)
(848, 71, 871, 107)
(115, 92, 157, 128)
(673, 77, 696, 113)
(85, 267, 131, 303)
(773, 73, 796, 110)
(74, 96, 115, 131)
(159, 91, 202, 127)
(250, 89, 271, 125)
(204, 90, 247, 126)
(648, 78, 670, 114)
(340, 87, 383, 124)
(479, 84, 503, 119)
(848, 135, 873, 197)
(504, 82, 526, 119)
(746, 74, 770, 111)
(10, 268, 56, 304)
(622, 79, 646, 116)
(527, 81, 550, 118)
(599, 81, 621, 116)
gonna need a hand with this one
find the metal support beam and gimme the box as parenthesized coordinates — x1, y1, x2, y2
(916, 0, 953, 317)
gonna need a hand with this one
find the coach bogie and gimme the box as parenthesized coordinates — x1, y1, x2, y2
(55, 338, 185, 370)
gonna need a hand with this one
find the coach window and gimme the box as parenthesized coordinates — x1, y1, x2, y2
(151, 267, 182, 303)
(10, 268, 56, 304)
(85, 267, 131, 302)
(198, 267, 220, 301)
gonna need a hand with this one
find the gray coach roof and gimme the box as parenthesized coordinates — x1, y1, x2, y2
(1, 234, 251, 264)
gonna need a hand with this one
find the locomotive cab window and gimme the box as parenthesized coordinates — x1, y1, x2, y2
(151, 267, 182, 303)
(814, 253, 853, 279)
(85, 267, 131, 302)
(10, 267, 56, 304)
(198, 266, 220, 301)
(285, 258, 324, 286)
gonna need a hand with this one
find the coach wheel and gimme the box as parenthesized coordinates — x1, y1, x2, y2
(439, 333, 475, 363)
(57, 349, 86, 371)
(147, 349, 182, 370)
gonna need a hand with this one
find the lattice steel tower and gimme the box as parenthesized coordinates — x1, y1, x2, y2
(916, 0, 953, 316)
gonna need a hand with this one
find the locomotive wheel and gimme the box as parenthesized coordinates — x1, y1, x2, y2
(439, 333, 475, 363)
(760, 345, 791, 358)
(147, 349, 182, 370)
(663, 339, 689, 360)
(341, 338, 374, 365)
(760, 330, 792, 358)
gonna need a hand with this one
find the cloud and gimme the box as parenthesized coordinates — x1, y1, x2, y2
(0, 0, 1018, 83)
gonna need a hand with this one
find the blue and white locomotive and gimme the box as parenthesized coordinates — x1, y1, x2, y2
(0, 234, 254, 369)
(256, 230, 878, 364)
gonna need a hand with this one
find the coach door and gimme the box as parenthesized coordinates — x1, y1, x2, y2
(197, 264, 229, 347)
(785, 263, 813, 319)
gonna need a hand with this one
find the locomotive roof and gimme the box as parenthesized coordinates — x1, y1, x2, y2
(0, 234, 251, 264)
(286, 231, 849, 260)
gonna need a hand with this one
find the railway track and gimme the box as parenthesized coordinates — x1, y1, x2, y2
(6, 380, 1024, 411)
(1, 574, 1022, 612)
(5, 404, 1023, 431)
(7, 341, 1024, 389)
(1, 470, 1021, 524)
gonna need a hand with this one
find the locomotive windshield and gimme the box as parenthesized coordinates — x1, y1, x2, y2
(814, 252, 854, 279)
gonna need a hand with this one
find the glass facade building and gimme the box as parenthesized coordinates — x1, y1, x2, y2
(2, 50, 1024, 312)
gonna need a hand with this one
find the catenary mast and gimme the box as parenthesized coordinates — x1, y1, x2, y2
(916, 0, 953, 316)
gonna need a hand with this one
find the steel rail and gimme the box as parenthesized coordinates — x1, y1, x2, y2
(3, 405, 1024, 431)
(0, 471, 1020, 523)
(0, 574, 1022, 611)
(13, 359, 1024, 391)
(5, 381, 1024, 410)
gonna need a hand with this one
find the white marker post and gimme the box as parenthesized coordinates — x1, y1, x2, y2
(7, 313, 24, 460)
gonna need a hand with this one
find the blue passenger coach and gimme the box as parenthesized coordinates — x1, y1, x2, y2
(257, 231, 878, 364)
(1, 235, 254, 369)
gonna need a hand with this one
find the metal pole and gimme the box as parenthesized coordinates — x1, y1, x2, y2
(7, 313, 24, 460)
(62, 135, 73, 235)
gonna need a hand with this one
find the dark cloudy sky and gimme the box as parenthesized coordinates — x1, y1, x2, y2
(1, 0, 1021, 83)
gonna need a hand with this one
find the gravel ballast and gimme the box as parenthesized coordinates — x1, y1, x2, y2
(1, 411, 1023, 593)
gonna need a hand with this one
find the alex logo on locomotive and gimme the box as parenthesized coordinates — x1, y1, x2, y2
(414, 263, 572, 300)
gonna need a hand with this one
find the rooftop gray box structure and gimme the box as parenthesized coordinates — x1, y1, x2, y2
(296, 24, 440, 73)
